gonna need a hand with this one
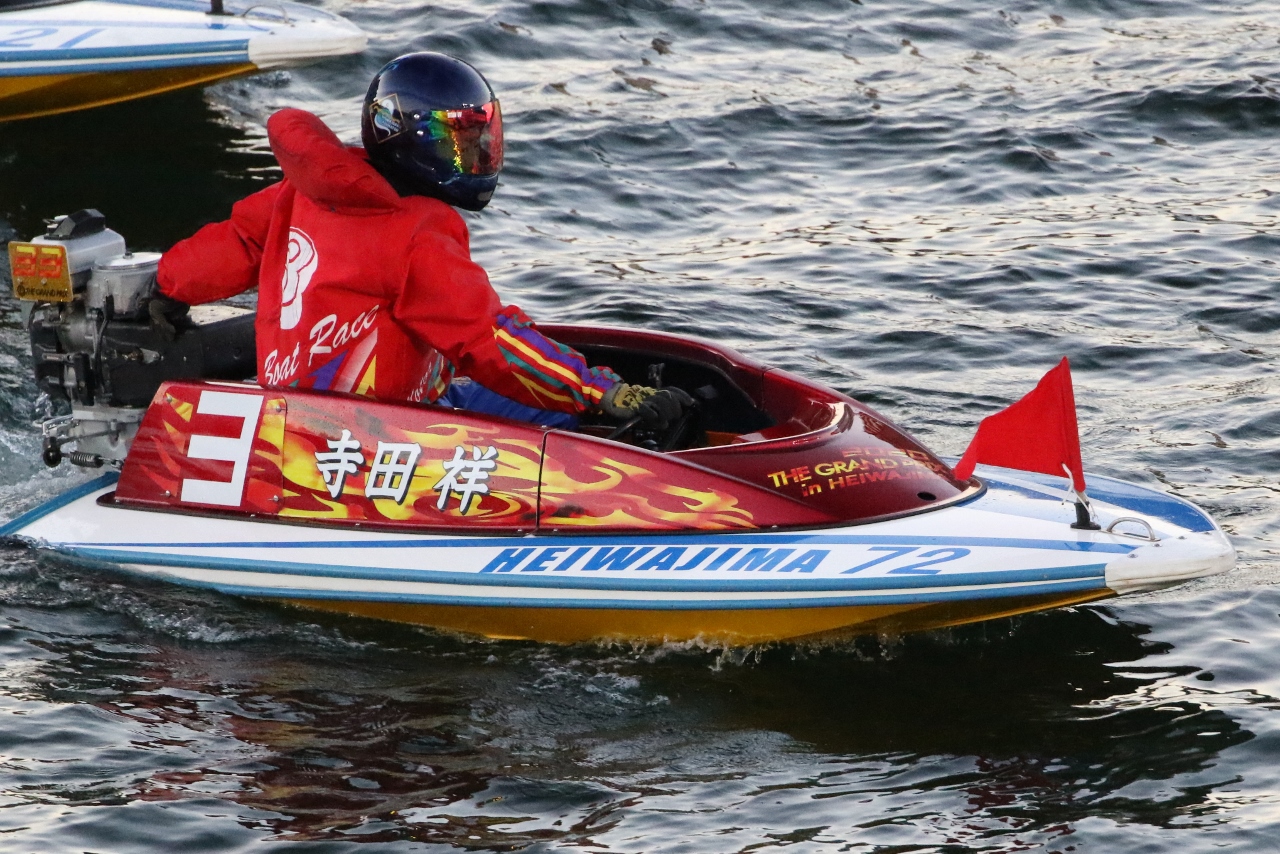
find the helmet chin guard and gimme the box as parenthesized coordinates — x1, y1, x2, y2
(362, 53, 503, 211)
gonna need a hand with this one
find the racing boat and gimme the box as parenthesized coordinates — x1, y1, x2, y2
(1, 211, 1236, 644)
(0, 0, 366, 122)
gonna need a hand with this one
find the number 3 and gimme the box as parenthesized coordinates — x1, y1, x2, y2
(180, 391, 264, 507)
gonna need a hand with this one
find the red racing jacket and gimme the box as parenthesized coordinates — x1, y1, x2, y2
(157, 108, 619, 412)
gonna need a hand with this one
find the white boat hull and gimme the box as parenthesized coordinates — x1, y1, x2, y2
(2, 465, 1234, 643)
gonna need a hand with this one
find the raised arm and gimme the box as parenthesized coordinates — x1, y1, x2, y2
(156, 182, 284, 304)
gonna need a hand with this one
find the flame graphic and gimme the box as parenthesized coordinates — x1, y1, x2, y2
(119, 384, 757, 532)
(276, 399, 541, 527)
(539, 454, 755, 530)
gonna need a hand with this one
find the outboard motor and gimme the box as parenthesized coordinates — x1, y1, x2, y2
(7, 209, 257, 469)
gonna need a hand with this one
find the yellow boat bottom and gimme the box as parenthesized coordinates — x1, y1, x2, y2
(0, 63, 258, 122)
(277, 588, 1117, 644)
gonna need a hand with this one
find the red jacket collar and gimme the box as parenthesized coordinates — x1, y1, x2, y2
(266, 108, 401, 214)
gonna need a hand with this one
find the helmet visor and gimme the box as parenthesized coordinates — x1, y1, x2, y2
(418, 101, 503, 177)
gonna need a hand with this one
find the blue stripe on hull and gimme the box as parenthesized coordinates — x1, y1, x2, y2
(979, 469, 1216, 533)
(59, 545, 1108, 593)
(76, 533, 1137, 554)
(0, 51, 249, 76)
(0, 16, 261, 30)
(0, 473, 118, 538)
(147, 575, 1110, 611)
(0, 38, 248, 63)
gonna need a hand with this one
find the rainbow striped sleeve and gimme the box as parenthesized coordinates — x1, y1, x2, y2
(493, 307, 620, 411)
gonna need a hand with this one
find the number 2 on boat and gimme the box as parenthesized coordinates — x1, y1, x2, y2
(842, 546, 971, 575)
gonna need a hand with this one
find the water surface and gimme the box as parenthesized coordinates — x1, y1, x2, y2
(3, 0, 1280, 849)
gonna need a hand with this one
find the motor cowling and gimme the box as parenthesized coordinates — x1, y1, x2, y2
(10, 210, 257, 468)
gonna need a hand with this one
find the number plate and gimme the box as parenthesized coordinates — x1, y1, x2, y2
(8, 242, 72, 302)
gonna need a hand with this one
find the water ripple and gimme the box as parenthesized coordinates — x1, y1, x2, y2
(3, 0, 1280, 849)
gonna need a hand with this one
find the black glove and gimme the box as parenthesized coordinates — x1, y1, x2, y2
(637, 387, 695, 430)
(602, 383, 695, 430)
(147, 295, 189, 342)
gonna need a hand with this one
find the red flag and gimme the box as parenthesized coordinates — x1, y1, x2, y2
(952, 357, 1086, 492)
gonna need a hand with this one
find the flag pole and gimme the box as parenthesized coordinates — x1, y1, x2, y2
(1071, 497, 1099, 530)
(1064, 465, 1099, 530)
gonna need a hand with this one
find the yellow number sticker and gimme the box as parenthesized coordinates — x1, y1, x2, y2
(8, 242, 72, 302)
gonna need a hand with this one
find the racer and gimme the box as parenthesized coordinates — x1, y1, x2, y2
(155, 52, 691, 431)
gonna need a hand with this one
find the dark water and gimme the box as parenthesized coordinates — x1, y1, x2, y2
(3, 0, 1280, 849)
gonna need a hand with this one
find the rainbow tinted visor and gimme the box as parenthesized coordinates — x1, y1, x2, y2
(368, 95, 503, 178)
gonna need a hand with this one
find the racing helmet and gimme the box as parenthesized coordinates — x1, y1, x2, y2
(362, 53, 504, 211)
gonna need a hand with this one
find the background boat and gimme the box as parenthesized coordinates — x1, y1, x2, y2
(0, 0, 365, 121)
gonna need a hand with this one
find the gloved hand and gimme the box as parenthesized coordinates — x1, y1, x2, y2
(601, 383, 695, 430)
(147, 294, 190, 342)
